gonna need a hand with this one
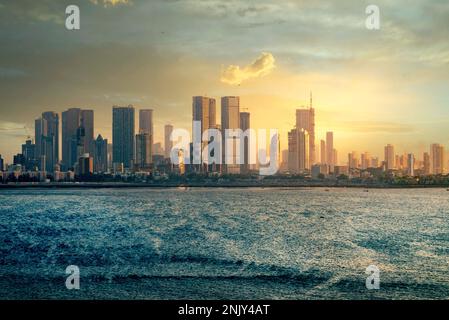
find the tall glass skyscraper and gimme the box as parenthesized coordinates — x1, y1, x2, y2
(113, 106, 135, 169)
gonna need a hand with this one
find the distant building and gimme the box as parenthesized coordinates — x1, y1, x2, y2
(0, 155, 4, 172)
(371, 157, 379, 169)
(311, 164, 329, 179)
(288, 128, 309, 174)
(296, 94, 315, 165)
(78, 154, 93, 176)
(37, 112, 59, 173)
(240, 112, 250, 174)
(361, 152, 370, 170)
(326, 132, 334, 170)
(320, 140, 326, 164)
(139, 109, 153, 135)
(164, 124, 174, 159)
(334, 165, 349, 176)
(136, 132, 152, 171)
(153, 142, 164, 156)
(22, 139, 37, 171)
(407, 153, 415, 176)
(13, 154, 25, 169)
(113, 106, 135, 169)
(333, 149, 338, 167)
(348, 152, 359, 170)
(423, 152, 430, 175)
(221, 96, 240, 174)
(384, 144, 395, 171)
(62, 108, 94, 170)
(430, 143, 444, 174)
(94, 135, 108, 173)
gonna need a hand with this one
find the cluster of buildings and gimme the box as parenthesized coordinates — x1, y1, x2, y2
(1, 94, 448, 183)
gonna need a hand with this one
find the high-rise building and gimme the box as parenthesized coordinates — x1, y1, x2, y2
(62, 108, 94, 170)
(136, 132, 152, 170)
(320, 140, 326, 164)
(361, 152, 370, 170)
(423, 152, 430, 175)
(113, 106, 135, 169)
(288, 128, 309, 173)
(384, 144, 395, 171)
(430, 143, 444, 174)
(35, 118, 43, 162)
(93, 135, 108, 173)
(407, 153, 415, 176)
(295, 100, 315, 166)
(21, 139, 36, 171)
(164, 124, 174, 159)
(221, 96, 240, 174)
(333, 149, 338, 166)
(37, 111, 59, 173)
(326, 131, 333, 170)
(193, 96, 216, 136)
(371, 157, 379, 168)
(139, 109, 153, 135)
(0, 155, 4, 172)
(348, 152, 359, 170)
(240, 112, 250, 174)
(193, 96, 217, 171)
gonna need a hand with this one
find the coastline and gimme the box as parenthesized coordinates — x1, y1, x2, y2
(1, 182, 448, 189)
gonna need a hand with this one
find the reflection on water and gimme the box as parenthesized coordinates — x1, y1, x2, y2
(0, 187, 448, 299)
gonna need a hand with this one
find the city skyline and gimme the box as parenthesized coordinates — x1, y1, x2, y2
(1, 99, 448, 177)
(1, 1, 449, 163)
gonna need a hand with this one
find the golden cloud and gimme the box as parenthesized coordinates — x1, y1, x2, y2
(221, 52, 276, 86)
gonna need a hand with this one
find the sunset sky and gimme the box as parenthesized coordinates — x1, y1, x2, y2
(0, 0, 448, 164)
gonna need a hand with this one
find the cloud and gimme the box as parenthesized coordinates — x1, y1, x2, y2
(89, 0, 131, 7)
(221, 52, 275, 86)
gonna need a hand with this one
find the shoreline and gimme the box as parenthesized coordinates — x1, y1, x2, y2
(1, 182, 448, 189)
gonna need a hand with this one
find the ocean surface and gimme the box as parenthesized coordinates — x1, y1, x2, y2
(0, 187, 448, 300)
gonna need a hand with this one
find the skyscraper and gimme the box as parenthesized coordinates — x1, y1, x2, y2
(320, 140, 326, 164)
(193, 96, 216, 135)
(164, 124, 174, 159)
(326, 131, 333, 170)
(139, 109, 153, 136)
(295, 100, 315, 166)
(361, 152, 370, 170)
(430, 143, 444, 174)
(136, 132, 152, 170)
(62, 108, 94, 170)
(22, 139, 36, 171)
(34, 118, 42, 163)
(384, 144, 395, 171)
(221, 96, 240, 174)
(288, 128, 309, 173)
(407, 153, 415, 176)
(37, 112, 59, 173)
(193, 96, 217, 171)
(423, 152, 430, 175)
(348, 152, 359, 170)
(0, 155, 4, 172)
(93, 134, 108, 173)
(240, 112, 250, 174)
(113, 106, 135, 169)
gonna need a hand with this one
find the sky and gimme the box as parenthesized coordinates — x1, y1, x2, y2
(0, 0, 448, 164)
